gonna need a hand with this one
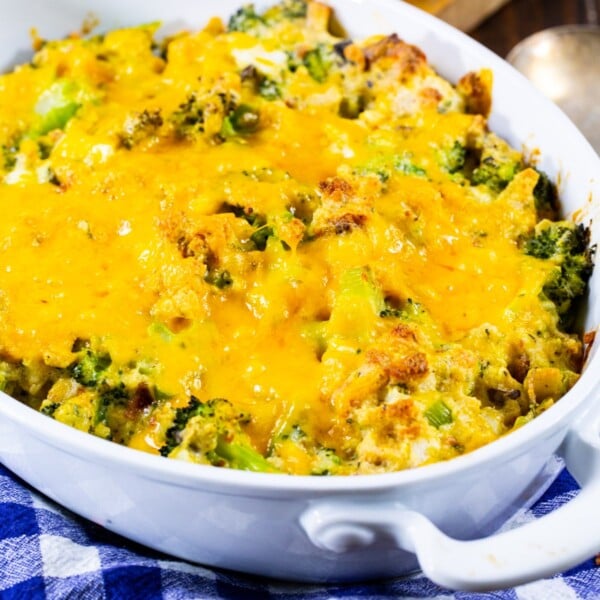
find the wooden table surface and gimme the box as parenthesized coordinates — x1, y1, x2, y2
(471, 0, 600, 57)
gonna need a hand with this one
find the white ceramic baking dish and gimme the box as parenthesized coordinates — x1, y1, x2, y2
(0, 0, 599, 592)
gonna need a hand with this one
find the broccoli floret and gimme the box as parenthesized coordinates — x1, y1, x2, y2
(250, 225, 274, 251)
(171, 93, 206, 138)
(353, 157, 390, 184)
(95, 384, 129, 430)
(438, 141, 466, 174)
(271, 423, 345, 474)
(303, 45, 331, 83)
(240, 64, 282, 100)
(311, 447, 342, 475)
(228, 0, 307, 34)
(98, 382, 158, 444)
(258, 78, 282, 100)
(470, 134, 522, 192)
(119, 109, 163, 149)
(379, 297, 428, 321)
(38, 376, 121, 440)
(70, 350, 112, 387)
(354, 153, 426, 183)
(541, 253, 593, 321)
(525, 220, 589, 260)
(394, 153, 427, 177)
(171, 93, 257, 142)
(279, 0, 308, 18)
(204, 268, 233, 289)
(44, 378, 154, 443)
(221, 104, 261, 137)
(471, 157, 518, 191)
(228, 5, 265, 33)
(160, 398, 212, 458)
(263, 0, 308, 24)
(525, 220, 594, 323)
(160, 397, 277, 472)
(379, 298, 432, 334)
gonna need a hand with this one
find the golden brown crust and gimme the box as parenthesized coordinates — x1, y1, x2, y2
(318, 177, 354, 199)
(457, 69, 493, 116)
(363, 34, 426, 75)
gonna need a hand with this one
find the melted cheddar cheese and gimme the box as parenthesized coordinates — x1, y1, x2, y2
(0, 0, 590, 474)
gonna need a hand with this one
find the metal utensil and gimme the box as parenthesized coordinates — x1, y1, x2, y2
(507, 2, 600, 153)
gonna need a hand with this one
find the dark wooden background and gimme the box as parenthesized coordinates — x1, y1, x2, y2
(471, 0, 600, 57)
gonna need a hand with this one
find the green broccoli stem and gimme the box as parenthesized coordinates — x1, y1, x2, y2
(524, 220, 593, 327)
(227, 5, 264, 33)
(216, 436, 279, 472)
(70, 350, 112, 387)
(424, 399, 453, 428)
(32, 80, 84, 137)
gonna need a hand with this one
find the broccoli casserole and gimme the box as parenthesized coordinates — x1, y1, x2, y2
(0, 0, 593, 475)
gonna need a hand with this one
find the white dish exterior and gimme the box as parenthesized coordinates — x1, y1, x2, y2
(0, 0, 599, 591)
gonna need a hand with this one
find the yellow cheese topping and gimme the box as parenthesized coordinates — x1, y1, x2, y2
(0, 0, 591, 475)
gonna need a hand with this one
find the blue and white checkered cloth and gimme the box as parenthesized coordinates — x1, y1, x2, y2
(0, 462, 598, 599)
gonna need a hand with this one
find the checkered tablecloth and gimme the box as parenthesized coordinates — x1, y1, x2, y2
(0, 461, 598, 599)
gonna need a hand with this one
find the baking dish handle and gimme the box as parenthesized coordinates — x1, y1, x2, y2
(300, 409, 600, 591)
